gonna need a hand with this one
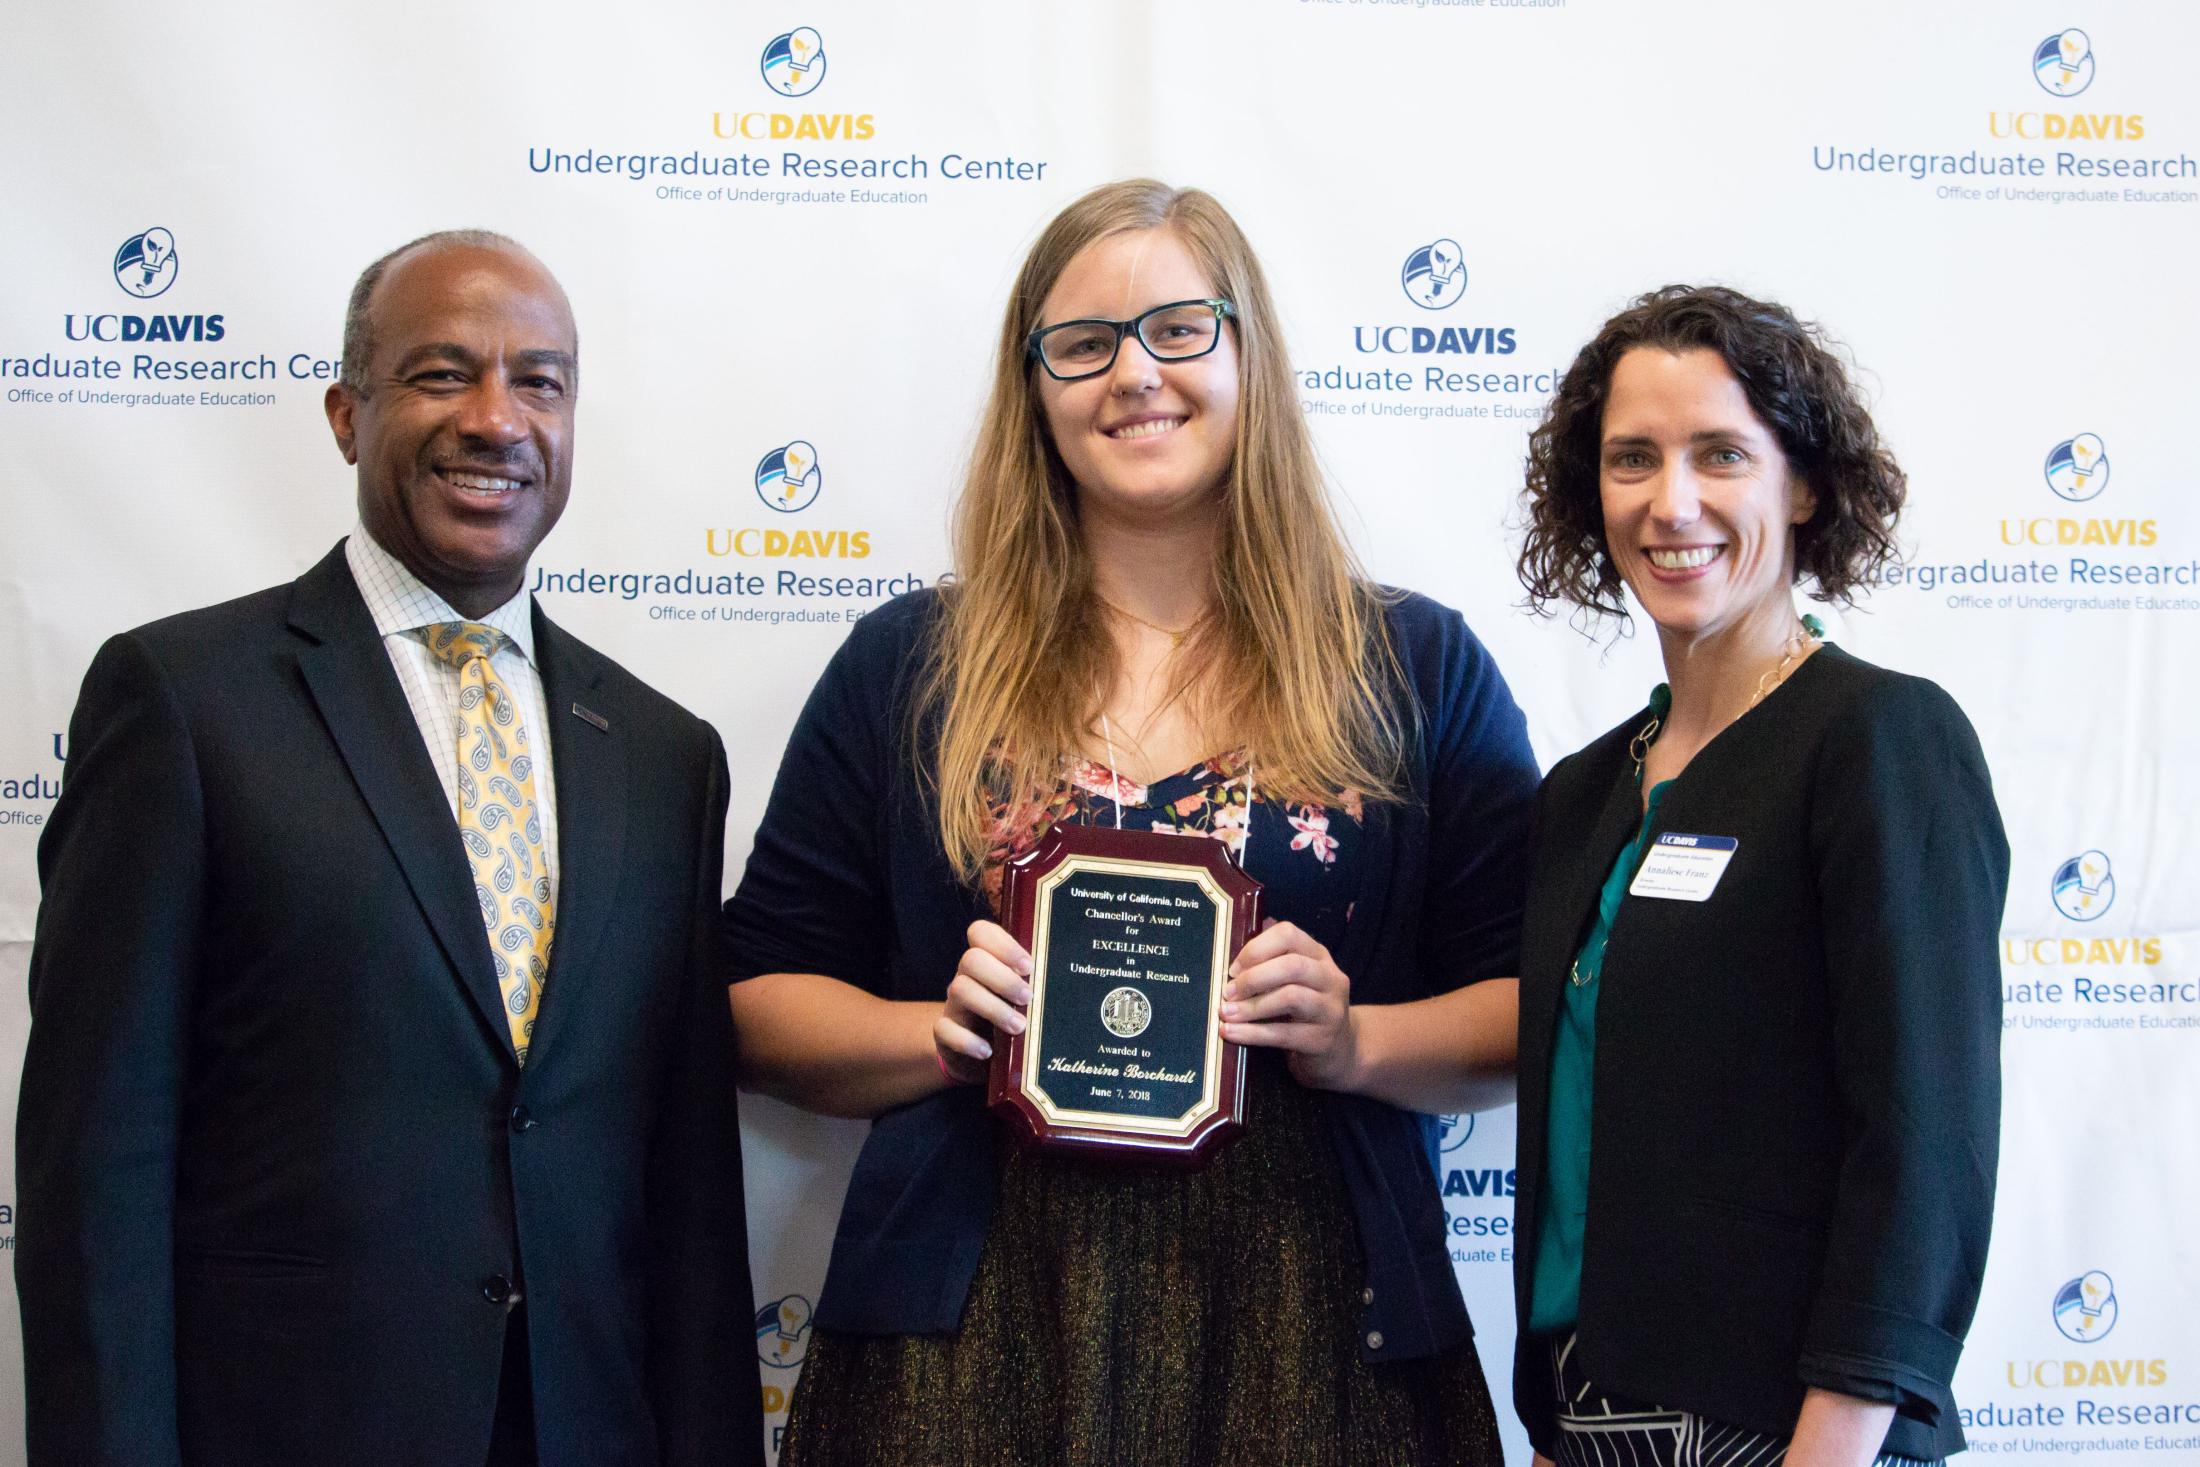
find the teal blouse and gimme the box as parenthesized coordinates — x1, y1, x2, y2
(1525, 775, 1673, 1335)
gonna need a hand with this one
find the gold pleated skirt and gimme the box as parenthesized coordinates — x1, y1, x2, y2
(780, 1055, 1502, 1467)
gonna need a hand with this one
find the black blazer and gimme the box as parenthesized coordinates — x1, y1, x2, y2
(17, 542, 763, 1467)
(1511, 645, 2007, 1462)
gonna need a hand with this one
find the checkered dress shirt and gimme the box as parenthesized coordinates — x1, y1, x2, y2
(343, 526, 560, 889)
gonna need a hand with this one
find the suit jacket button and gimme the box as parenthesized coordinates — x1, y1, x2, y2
(509, 1104, 535, 1133)
(482, 1274, 515, 1306)
(1365, 1331, 1385, 1351)
(1361, 1286, 1375, 1307)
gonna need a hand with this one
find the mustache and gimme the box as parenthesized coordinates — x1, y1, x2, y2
(438, 445, 543, 478)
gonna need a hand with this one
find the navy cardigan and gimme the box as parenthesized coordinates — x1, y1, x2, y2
(724, 587, 1540, 1362)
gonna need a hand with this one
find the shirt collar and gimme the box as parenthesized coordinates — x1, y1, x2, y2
(344, 523, 538, 666)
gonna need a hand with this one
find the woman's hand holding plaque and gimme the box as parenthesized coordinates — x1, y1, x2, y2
(1220, 921, 1359, 1092)
(936, 920, 1033, 1086)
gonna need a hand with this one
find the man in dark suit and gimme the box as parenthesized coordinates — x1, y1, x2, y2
(16, 231, 763, 1467)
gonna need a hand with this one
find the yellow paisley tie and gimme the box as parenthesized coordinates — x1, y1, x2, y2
(424, 622, 554, 1064)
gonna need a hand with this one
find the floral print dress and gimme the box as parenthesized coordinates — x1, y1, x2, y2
(780, 755, 1505, 1467)
(982, 751, 1362, 937)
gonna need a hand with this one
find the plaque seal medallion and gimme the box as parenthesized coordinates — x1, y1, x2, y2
(1100, 986, 1152, 1038)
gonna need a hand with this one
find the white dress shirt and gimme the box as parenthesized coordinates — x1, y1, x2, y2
(343, 527, 560, 891)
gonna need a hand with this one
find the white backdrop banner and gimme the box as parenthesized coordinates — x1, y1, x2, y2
(3, 2, 2197, 1462)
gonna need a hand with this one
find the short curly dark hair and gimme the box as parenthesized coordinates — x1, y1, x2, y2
(1517, 284, 1905, 623)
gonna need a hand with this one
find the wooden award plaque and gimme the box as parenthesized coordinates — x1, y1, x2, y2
(987, 822, 1262, 1168)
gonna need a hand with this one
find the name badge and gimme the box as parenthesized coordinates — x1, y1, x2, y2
(1628, 833, 1738, 902)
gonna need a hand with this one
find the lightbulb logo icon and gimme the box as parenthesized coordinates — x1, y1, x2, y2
(112, 227, 178, 299)
(2052, 1271, 2119, 1342)
(2033, 28, 2094, 96)
(755, 440, 823, 513)
(755, 1294, 816, 1367)
(1437, 1112, 1476, 1155)
(2050, 849, 2115, 922)
(2043, 433, 2110, 503)
(761, 27, 828, 96)
(1400, 239, 1468, 310)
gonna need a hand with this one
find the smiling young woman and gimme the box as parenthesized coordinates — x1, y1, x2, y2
(724, 180, 1543, 1466)
(926, 182, 1405, 885)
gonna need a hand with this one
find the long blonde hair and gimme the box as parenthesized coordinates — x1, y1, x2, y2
(922, 179, 1404, 882)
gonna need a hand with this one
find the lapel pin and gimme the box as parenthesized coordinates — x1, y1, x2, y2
(571, 703, 610, 732)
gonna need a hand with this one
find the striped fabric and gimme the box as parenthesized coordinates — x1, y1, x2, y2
(1547, 1334, 1933, 1467)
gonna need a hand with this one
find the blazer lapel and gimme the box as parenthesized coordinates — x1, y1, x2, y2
(524, 607, 628, 1067)
(1521, 739, 1645, 1051)
(288, 544, 519, 1063)
(1515, 731, 1645, 1262)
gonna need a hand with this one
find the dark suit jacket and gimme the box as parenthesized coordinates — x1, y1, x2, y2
(17, 542, 763, 1467)
(1511, 645, 2007, 1462)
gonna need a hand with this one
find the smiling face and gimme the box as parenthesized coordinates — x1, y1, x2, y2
(1033, 227, 1240, 523)
(1598, 346, 1815, 648)
(326, 243, 577, 616)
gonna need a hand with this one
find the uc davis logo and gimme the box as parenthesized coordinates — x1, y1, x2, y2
(1400, 239, 1467, 310)
(2053, 1271, 2118, 1342)
(2051, 850, 2115, 922)
(113, 227, 178, 299)
(2043, 433, 2110, 503)
(756, 1294, 815, 1367)
(761, 27, 827, 97)
(756, 440, 822, 513)
(2033, 29, 2095, 97)
(1436, 1112, 1475, 1154)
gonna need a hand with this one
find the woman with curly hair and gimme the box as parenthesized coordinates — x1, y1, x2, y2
(1509, 285, 2008, 1467)
(724, 180, 1541, 1465)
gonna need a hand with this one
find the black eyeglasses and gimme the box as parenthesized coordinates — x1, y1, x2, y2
(1025, 298, 1236, 382)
